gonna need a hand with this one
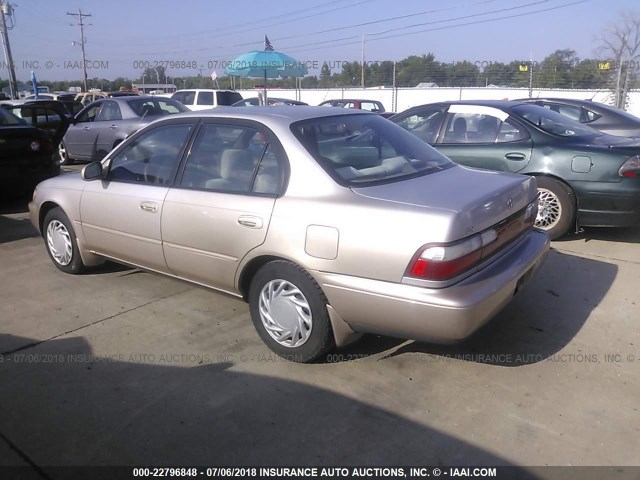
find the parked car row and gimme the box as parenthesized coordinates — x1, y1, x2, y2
(8, 92, 640, 361)
(169, 89, 393, 116)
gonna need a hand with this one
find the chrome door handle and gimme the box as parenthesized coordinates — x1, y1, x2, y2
(139, 201, 158, 213)
(82, 126, 90, 131)
(505, 152, 526, 160)
(238, 215, 263, 228)
(110, 124, 118, 129)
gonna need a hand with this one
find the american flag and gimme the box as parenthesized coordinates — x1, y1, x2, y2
(265, 35, 274, 52)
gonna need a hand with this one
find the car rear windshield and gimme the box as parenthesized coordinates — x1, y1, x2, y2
(128, 98, 190, 117)
(0, 107, 26, 126)
(512, 104, 598, 137)
(291, 114, 454, 186)
(216, 91, 243, 106)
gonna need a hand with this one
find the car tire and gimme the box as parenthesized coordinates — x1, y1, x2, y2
(43, 207, 85, 274)
(248, 260, 335, 363)
(534, 176, 575, 240)
(57, 140, 73, 166)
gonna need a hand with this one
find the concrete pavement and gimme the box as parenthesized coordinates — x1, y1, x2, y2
(1, 191, 639, 477)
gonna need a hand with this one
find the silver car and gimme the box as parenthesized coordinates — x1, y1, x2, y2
(29, 107, 549, 362)
(58, 96, 189, 165)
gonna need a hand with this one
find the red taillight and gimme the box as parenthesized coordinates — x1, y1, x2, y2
(407, 200, 536, 282)
(619, 155, 640, 178)
(410, 249, 482, 280)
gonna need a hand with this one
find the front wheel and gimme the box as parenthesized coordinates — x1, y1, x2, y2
(43, 207, 86, 274)
(57, 140, 74, 166)
(248, 261, 335, 363)
(534, 177, 575, 240)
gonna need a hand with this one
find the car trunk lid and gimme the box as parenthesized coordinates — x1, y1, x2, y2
(351, 165, 537, 241)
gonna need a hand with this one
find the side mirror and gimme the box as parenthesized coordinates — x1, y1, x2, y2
(81, 161, 104, 181)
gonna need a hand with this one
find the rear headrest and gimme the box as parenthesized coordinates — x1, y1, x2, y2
(453, 117, 467, 133)
(220, 149, 254, 178)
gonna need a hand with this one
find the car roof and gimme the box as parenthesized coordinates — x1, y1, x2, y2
(321, 98, 381, 103)
(518, 97, 594, 104)
(517, 97, 639, 115)
(173, 89, 238, 93)
(153, 105, 375, 124)
(428, 99, 527, 108)
(99, 95, 167, 104)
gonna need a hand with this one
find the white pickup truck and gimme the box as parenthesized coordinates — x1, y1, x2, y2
(170, 89, 243, 110)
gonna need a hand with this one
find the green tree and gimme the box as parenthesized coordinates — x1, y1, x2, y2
(141, 65, 167, 84)
(445, 61, 480, 87)
(570, 60, 609, 88)
(537, 49, 579, 88)
(481, 62, 516, 86)
(395, 54, 443, 87)
(319, 63, 332, 87)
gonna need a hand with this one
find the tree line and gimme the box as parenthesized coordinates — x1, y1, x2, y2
(1, 48, 634, 93)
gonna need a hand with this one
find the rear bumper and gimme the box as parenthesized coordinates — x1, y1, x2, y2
(313, 229, 550, 343)
(0, 156, 60, 192)
(574, 179, 640, 227)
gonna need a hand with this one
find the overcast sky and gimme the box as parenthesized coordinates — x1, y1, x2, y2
(4, 0, 639, 82)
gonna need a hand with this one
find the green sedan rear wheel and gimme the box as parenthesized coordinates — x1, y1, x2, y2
(535, 177, 575, 240)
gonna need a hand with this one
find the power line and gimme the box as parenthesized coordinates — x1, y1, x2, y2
(282, 0, 588, 56)
(234, 0, 499, 47)
(276, 0, 552, 54)
(99, 0, 374, 48)
(90, 0, 545, 60)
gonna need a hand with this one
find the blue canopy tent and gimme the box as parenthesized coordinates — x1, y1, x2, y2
(224, 37, 307, 104)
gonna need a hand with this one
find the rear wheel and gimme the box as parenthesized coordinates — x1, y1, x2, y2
(248, 261, 335, 363)
(535, 177, 575, 240)
(57, 140, 73, 166)
(43, 207, 85, 274)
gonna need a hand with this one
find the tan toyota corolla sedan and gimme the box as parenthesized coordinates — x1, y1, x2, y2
(29, 107, 549, 362)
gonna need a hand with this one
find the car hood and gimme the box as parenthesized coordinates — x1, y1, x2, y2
(351, 165, 537, 237)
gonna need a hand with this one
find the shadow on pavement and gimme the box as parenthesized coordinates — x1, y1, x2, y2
(0, 216, 39, 244)
(0, 334, 540, 478)
(556, 226, 640, 244)
(339, 249, 617, 366)
(0, 195, 30, 215)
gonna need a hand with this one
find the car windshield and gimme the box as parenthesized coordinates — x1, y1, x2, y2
(291, 114, 454, 186)
(512, 104, 598, 137)
(216, 91, 243, 106)
(0, 107, 26, 126)
(127, 98, 190, 117)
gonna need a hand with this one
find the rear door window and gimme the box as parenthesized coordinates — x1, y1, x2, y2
(197, 91, 214, 106)
(178, 123, 285, 195)
(172, 91, 195, 106)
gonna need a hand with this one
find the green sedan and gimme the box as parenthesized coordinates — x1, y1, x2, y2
(391, 100, 640, 239)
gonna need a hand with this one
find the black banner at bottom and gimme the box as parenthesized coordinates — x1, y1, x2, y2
(1, 465, 638, 480)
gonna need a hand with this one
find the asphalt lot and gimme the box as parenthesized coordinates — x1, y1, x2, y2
(1, 166, 639, 477)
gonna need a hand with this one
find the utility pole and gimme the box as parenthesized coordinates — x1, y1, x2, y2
(67, 9, 91, 92)
(528, 56, 534, 98)
(392, 61, 396, 113)
(360, 34, 365, 88)
(0, 2, 18, 99)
